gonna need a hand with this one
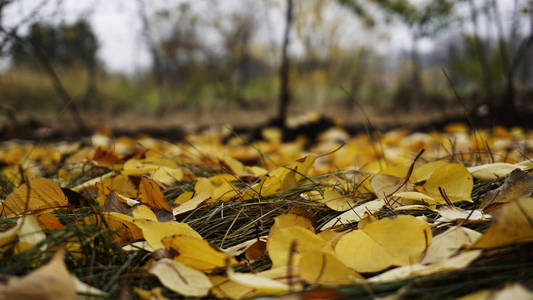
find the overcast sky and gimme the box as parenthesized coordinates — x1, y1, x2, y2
(1, 0, 524, 74)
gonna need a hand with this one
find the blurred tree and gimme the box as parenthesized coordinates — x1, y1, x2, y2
(277, 0, 294, 129)
(10, 20, 99, 109)
(339, 0, 454, 110)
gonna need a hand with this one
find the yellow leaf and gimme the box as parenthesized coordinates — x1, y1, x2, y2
(226, 267, 290, 294)
(100, 212, 143, 245)
(368, 250, 481, 282)
(299, 251, 362, 286)
(133, 287, 169, 300)
(411, 161, 447, 183)
(422, 163, 473, 203)
(267, 226, 332, 269)
(468, 163, 528, 182)
(436, 206, 489, 223)
(472, 197, 533, 248)
(370, 174, 413, 199)
(270, 213, 315, 234)
(133, 218, 201, 250)
(209, 276, 257, 300)
(133, 219, 202, 250)
(222, 236, 268, 257)
(0, 248, 76, 300)
(138, 177, 171, 212)
(322, 190, 355, 212)
(391, 192, 437, 205)
(320, 199, 385, 230)
(174, 191, 193, 204)
(173, 192, 211, 216)
(101, 174, 137, 198)
(149, 258, 212, 297)
(335, 215, 431, 273)
(421, 226, 481, 264)
(162, 235, 237, 272)
(2, 178, 68, 217)
(132, 205, 158, 221)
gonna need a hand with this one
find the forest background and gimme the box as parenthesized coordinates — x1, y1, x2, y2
(1, 0, 532, 138)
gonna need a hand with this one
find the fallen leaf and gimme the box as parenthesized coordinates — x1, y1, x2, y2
(472, 197, 533, 248)
(368, 250, 481, 282)
(481, 169, 533, 210)
(172, 192, 211, 216)
(149, 258, 212, 297)
(267, 226, 332, 269)
(227, 267, 290, 294)
(411, 161, 447, 183)
(138, 177, 171, 212)
(162, 235, 237, 272)
(133, 218, 201, 250)
(468, 163, 529, 182)
(1, 178, 68, 217)
(16, 215, 46, 252)
(437, 206, 490, 223)
(322, 190, 356, 212)
(422, 163, 473, 203)
(133, 287, 169, 300)
(209, 276, 257, 300)
(335, 215, 431, 273)
(0, 248, 75, 300)
(421, 226, 481, 264)
(320, 199, 385, 230)
(299, 251, 362, 286)
(370, 174, 413, 198)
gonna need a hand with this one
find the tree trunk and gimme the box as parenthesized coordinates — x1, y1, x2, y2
(276, 0, 293, 129)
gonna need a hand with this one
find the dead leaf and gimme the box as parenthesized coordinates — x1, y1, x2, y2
(472, 197, 533, 248)
(335, 215, 431, 273)
(299, 251, 362, 286)
(149, 258, 212, 297)
(138, 177, 171, 212)
(2, 178, 68, 217)
(0, 248, 75, 300)
(162, 235, 237, 272)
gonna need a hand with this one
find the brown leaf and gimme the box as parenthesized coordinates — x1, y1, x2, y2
(138, 177, 171, 212)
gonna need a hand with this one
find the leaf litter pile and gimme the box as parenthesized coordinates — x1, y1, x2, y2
(0, 121, 532, 299)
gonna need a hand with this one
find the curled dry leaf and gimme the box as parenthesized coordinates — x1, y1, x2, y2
(481, 169, 533, 210)
(472, 197, 533, 249)
(468, 163, 529, 182)
(421, 226, 481, 264)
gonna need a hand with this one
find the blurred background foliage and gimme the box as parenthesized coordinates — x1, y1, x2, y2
(0, 0, 532, 128)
